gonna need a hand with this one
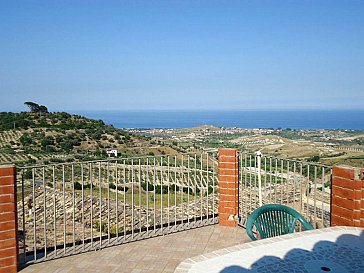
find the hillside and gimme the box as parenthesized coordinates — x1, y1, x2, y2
(0, 111, 180, 165)
(135, 126, 364, 167)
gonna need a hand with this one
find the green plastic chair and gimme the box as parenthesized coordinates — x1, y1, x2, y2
(246, 204, 314, 241)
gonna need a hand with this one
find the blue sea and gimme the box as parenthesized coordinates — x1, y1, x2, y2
(71, 110, 364, 130)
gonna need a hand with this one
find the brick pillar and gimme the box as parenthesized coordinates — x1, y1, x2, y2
(218, 149, 239, 227)
(331, 165, 364, 227)
(0, 165, 18, 273)
(362, 173, 364, 228)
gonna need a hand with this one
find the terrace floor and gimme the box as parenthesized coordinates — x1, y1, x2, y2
(20, 225, 250, 273)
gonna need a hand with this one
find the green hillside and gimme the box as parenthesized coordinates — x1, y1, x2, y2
(0, 110, 137, 165)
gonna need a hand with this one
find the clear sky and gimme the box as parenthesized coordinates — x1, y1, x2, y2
(1, 0, 364, 112)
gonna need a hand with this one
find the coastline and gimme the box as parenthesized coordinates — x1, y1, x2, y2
(70, 110, 364, 130)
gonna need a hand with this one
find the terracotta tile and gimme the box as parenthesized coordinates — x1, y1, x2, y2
(19, 225, 250, 273)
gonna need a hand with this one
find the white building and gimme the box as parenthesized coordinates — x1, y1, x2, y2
(106, 149, 118, 157)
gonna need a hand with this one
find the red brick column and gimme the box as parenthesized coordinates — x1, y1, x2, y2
(0, 165, 18, 273)
(331, 165, 364, 227)
(218, 149, 239, 227)
(362, 173, 364, 228)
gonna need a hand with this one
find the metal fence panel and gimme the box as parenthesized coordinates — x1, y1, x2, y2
(238, 152, 331, 229)
(17, 153, 218, 266)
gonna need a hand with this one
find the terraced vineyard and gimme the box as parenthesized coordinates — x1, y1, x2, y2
(0, 152, 29, 164)
(0, 130, 23, 147)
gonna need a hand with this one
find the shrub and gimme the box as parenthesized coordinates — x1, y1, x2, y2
(74, 181, 82, 190)
(27, 158, 36, 164)
(20, 134, 32, 145)
(93, 221, 108, 233)
(117, 185, 128, 192)
(23, 169, 33, 179)
(308, 155, 320, 162)
(50, 158, 65, 163)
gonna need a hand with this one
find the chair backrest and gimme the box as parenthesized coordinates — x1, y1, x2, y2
(246, 204, 314, 241)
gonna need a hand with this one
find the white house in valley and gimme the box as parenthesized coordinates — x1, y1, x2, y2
(106, 148, 118, 157)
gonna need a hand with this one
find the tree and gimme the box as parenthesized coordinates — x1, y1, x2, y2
(41, 136, 55, 148)
(20, 134, 32, 145)
(24, 102, 40, 112)
(24, 102, 49, 113)
(39, 105, 49, 113)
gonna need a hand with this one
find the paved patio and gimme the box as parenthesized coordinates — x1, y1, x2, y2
(20, 225, 250, 273)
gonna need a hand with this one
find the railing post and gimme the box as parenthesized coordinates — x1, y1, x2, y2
(218, 149, 239, 227)
(255, 151, 263, 207)
(0, 165, 18, 273)
(331, 165, 364, 227)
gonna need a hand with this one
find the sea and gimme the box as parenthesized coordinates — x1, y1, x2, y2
(71, 110, 364, 130)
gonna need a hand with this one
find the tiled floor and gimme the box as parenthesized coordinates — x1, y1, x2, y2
(20, 225, 250, 273)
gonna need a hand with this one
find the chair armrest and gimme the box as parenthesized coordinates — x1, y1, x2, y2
(296, 214, 314, 230)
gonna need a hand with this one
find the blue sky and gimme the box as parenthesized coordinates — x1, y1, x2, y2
(1, 1, 364, 112)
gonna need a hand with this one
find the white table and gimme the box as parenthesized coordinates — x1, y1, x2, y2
(175, 226, 364, 273)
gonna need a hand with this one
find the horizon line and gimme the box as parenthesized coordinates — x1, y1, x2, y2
(3, 108, 364, 113)
(66, 108, 364, 112)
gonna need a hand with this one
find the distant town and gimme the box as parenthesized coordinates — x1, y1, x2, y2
(129, 126, 364, 167)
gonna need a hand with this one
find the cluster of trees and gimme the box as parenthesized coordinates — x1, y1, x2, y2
(0, 110, 108, 131)
(24, 102, 49, 113)
(17, 127, 131, 155)
(20, 131, 83, 152)
(1, 108, 132, 149)
(0, 112, 32, 130)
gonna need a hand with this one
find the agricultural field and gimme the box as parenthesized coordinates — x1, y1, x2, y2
(134, 126, 364, 167)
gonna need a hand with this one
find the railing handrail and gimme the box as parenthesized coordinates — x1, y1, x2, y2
(238, 150, 332, 168)
(16, 150, 218, 169)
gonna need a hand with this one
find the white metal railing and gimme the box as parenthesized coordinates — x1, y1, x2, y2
(17, 153, 218, 265)
(238, 152, 331, 229)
